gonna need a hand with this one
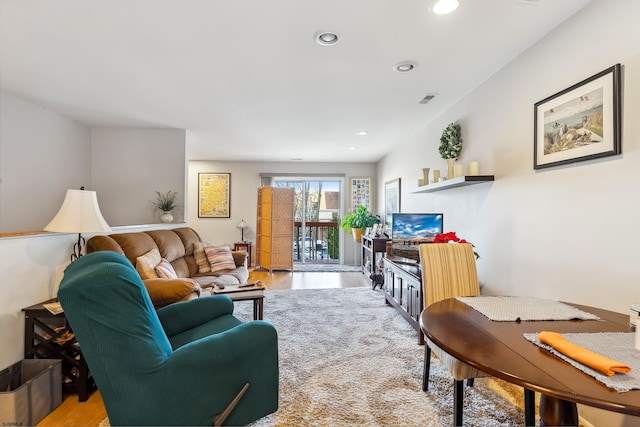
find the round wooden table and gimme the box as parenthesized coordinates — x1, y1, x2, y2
(420, 298, 639, 426)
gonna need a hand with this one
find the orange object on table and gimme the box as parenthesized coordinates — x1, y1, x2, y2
(538, 331, 631, 376)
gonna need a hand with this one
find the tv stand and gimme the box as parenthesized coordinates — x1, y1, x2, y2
(383, 256, 423, 344)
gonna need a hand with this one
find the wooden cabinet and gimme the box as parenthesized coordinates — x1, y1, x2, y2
(383, 256, 424, 344)
(361, 235, 390, 276)
(255, 186, 294, 272)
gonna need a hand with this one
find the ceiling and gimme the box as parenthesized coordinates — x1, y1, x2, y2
(0, 0, 594, 163)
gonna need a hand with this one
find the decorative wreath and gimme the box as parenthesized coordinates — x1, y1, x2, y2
(438, 122, 463, 159)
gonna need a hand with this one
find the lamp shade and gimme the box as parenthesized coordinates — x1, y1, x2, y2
(44, 189, 111, 233)
(237, 219, 248, 229)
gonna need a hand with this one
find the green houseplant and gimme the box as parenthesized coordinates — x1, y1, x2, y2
(340, 205, 380, 242)
(153, 190, 179, 223)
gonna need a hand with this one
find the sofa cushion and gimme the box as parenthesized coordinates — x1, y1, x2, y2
(110, 233, 158, 266)
(194, 241, 214, 273)
(146, 230, 186, 262)
(136, 248, 161, 279)
(204, 245, 236, 272)
(155, 258, 178, 279)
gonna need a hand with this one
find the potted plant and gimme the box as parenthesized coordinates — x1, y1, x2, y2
(153, 190, 179, 223)
(438, 122, 463, 179)
(340, 205, 380, 242)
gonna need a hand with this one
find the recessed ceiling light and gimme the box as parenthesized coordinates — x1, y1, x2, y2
(429, 0, 460, 15)
(290, 158, 303, 161)
(393, 61, 417, 73)
(315, 30, 339, 46)
(347, 146, 358, 150)
(356, 130, 368, 136)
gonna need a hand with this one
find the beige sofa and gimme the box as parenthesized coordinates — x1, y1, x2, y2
(86, 227, 249, 308)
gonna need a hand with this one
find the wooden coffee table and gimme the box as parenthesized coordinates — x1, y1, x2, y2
(213, 284, 264, 320)
(420, 298, 639, 426)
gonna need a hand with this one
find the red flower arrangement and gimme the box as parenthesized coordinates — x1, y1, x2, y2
(434, 231, 480, 259)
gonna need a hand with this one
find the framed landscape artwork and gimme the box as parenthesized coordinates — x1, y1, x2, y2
(384, 178, 401, 225)
(198, 173, 231, 218)
(534, 64, 621, 169)
(350, 177, 371, 211)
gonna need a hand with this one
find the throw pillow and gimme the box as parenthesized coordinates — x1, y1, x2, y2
(155, 258, 178, 279)
(194, 241, 214, 273)
(135, 248, 161, 279)
(204, 245, 236, 273)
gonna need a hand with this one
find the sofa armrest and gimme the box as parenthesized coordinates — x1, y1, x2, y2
(157, 295, 235, 337)
(231, 250, 248, 268)
(143, 278, 201, 309)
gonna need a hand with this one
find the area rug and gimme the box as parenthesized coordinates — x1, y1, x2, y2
(292, 262, 362, 273)
(100, 288, 529, 426)
(235, 287, 528, 426)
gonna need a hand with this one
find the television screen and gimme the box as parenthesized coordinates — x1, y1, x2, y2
(391, 213, 443, 244)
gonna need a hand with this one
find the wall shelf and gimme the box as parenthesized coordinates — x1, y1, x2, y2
(410, 175, 494, 193)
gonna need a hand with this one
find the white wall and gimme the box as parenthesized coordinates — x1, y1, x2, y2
(378, 0, 640, 315)
(188, 159, 377, 264)
(0, 92, 92, 233)
(91, 128, 188, 226)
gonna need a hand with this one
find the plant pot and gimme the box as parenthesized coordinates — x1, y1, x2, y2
(351, 228, 364, 242)
(160, 211, 174, 223)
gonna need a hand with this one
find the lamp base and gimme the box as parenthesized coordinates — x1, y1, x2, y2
(71, 233, 86, 262)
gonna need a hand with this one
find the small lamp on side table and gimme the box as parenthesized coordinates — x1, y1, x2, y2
(237, 219, 248, 242)
(44, 187, 111, 262)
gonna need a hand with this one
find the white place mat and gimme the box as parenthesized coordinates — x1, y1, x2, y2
(456, 296, 600, 321)
(524, 332, 640, 393)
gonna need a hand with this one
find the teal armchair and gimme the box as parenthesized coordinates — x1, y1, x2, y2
(58, 251, 278, 426)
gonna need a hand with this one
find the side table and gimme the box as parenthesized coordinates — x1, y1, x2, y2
(234, 241, 253, 267)
(213, 283, 265, 320)
(22, 299, 96, 402)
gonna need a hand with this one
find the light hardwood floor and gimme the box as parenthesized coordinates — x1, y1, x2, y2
(37, 269, 370, 426)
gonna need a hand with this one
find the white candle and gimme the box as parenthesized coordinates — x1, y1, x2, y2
(468, 161, 479, 176)
(454, 164, 464, 177)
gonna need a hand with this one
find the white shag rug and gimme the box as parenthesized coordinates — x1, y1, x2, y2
(292, 263, 362, 273)
(101, 287, 529, 426)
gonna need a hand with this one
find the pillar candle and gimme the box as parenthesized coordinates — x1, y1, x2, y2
(468, 161, 479, 176)
(454, 164, 464, 177)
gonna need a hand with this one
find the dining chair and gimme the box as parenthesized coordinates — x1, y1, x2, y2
(419, 243, 535, 426)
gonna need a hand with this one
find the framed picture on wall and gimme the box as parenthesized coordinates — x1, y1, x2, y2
(384, 178, 401, 225)
(350, 176, 371, 211)
(534, 64, 621, 169)
(198, 173, 231, 218)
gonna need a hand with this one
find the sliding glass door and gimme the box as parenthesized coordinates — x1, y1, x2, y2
(273, 179, 341, 264)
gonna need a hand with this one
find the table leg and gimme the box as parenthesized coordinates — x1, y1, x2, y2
(253, 298, 264, 320)
(539, 394, 578, 426)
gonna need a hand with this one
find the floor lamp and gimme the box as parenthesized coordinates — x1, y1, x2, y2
(44, 187, 112, 262)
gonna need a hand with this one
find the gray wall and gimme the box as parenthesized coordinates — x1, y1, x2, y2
(188, 158, 377, 265)
(378, 0, 640, 315)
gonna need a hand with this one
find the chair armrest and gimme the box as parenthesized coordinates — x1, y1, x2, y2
(143, 278, 201, 308)
(157, 295, 234, 337)
(231, 250, 248, 268)
(161, 321, 279, 426)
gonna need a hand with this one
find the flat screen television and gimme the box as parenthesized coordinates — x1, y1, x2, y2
(391, 213, 443, 246)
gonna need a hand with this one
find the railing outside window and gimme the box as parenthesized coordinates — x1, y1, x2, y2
(293, 221, 339, 263)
